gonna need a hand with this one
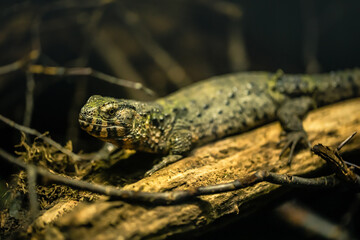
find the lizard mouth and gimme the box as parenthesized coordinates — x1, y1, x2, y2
(78, 113, 109, 128)
(78, 119, 90, 129)
(78, 119, 108, 128)
(78, 118, 126, 139)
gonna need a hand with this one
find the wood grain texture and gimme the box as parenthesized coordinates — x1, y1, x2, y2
(34, 98, 360, 240)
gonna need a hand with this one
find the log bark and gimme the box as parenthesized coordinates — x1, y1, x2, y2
(33, 98, 360, 240)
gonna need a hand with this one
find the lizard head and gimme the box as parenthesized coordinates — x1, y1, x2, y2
(79, 95, 143, 148)
(79, 95, 166, 150)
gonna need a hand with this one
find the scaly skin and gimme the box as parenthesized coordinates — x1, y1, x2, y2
(79, 69, 360, 175)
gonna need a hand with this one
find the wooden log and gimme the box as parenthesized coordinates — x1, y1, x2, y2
(33, 98, 360, 240)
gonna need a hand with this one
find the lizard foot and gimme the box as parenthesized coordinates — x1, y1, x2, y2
(278, 130, 311, 165)
(144, 155, 183, 177)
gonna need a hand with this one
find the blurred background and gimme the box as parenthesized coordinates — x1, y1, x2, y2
(1, 0, 360, 239)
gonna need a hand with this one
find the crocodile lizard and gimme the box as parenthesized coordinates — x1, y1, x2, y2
(79, 69, 360, 176)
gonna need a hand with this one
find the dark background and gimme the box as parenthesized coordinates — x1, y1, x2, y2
(1, 0, 360, 239)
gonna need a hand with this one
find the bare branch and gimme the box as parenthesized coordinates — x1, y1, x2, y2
(0, 50, 40, 76)
(91, 70, 155, 96)
(23, 16, 42, 128)
(120, 8, 192, 88)
(27, 165, 40, 220)
(277, 202, 353, 239)
(66, 9, 105, 145)
(0, 146, 352, 206)
(23, 71, 36, 127)
(228, 19, 249, 71)
(337, 131, 357, 151)
(301, 0, 321, 74)
(312, 132, 360, 183)
(92, 28, 155, 100)
(0, 59, 25, 75)
(27, 65, 155, 96)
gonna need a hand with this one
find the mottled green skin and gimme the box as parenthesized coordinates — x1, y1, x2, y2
(79, 69, 360, 160)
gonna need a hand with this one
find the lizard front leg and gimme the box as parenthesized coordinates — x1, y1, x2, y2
(144, 129, 193, 177)
(277, 96, 316, 164)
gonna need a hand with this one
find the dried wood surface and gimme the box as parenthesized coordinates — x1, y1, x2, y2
(33, 98, 360, 240)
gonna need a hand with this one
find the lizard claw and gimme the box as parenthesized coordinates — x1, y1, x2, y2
(144, 155, 183, 177)
(278, 130, 311, 165)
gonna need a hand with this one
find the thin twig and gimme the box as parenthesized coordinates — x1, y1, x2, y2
(0, 59, 24, 75)
(0, 114, 81, 161)
(42, 0, 115, 12)
(23, 16, 41, 128)
(301, 0, 321, 74)
(91, 70, 155, 96)
(66, 9, 105, 145)
(27, 165, 39, 220)
(228, 17, 249, 71)
(340, 193, 360, 228)
(277, 202, 353, 239)
(119, 8, 192, 88)
(0, 50, 40, 76)
(27, 65, 155, 96)
(23, 71, 36, 127)
(344, 161, 360, 170)
(92, 28, 156, 100)
(337, 131, 357, 151)
(0, 56, 155, 97)
(207, 1, 243, 18)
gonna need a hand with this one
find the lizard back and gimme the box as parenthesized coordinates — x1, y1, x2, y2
(156, 72, 279, 145)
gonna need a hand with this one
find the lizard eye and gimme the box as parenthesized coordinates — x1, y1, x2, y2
(100, 102, 118, 120)
(108, 108, 116, 116)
